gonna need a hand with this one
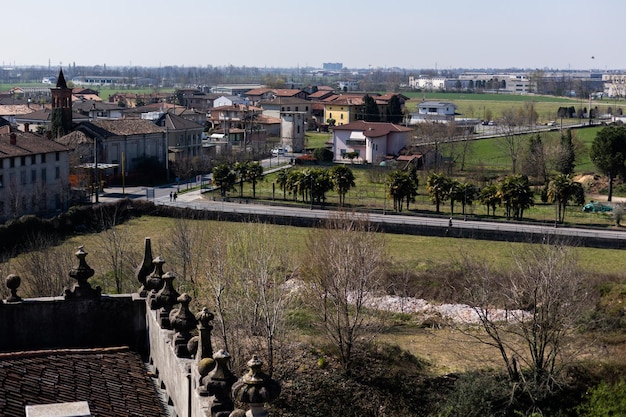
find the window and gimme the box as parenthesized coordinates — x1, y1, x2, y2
(295, 107, 299, 112)
(41, 168, 47, 183)
(55, 166, 60, 179)
(31, 155, 36, 164)
(0, 174, 3, 188)
(21, 156, 26, 166)
(10, 157, 15, 168)
(56, 151, 60, 161)
(340, 114, 344, 120)
(41, 153, 46, 163)
(297, 126, 300, 134)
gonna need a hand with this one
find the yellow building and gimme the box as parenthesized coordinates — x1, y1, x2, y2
(323, 95, 364, 126)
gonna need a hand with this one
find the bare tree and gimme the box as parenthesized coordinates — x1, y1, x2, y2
(497, 108, 525, 174)
(93, 206, 136, 293)
(302, 213, 386, 371)
(14, 237, 75, 297)
(166, 215, 208, 296)
(459, 239, 592, 396)
(228, 223, 295, 376)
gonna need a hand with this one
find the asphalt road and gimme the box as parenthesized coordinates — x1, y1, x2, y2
(97, 183, 626, 246)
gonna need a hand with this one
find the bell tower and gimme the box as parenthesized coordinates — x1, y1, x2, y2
(50, 68, 73, 136)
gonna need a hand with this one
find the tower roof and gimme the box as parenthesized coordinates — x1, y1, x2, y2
(56, 68, 68, 89)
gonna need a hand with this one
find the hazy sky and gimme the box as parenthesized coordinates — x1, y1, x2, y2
(3, 0, 624, 71)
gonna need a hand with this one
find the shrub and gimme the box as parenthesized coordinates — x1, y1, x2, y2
(577, 380, 626, 417)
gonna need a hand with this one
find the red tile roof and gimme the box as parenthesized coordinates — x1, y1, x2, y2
(332, 120, 412, 138)
(0, 347, 167, 417)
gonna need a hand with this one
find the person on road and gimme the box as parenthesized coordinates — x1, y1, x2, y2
(173, 192, 178, 202)
(169, 191, 173, 202)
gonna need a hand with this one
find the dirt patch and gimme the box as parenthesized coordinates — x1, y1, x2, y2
(574, 174, 608, 194)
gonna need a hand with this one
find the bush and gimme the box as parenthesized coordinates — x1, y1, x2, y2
(577, 380, 626, 417)
(312, 147, 333, 162)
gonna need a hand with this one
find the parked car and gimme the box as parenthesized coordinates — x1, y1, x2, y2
(271, 148, 286, 156)
(582, 201, 613, 213)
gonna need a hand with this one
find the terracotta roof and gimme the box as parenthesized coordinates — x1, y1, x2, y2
(0, 346, 167, 417)
(78, 119, 164, 138)
(55, 130, 93, 148)
(332, 120, 413, 138)
(0, 132, 69, 158)
(0, 105, 37, 116)
(159, 113, 204, 130)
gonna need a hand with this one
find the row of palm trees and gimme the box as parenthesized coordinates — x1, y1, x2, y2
(212, 161, 264, 198)
(275, 165, 356, 206)
(425, 172, 584, 222)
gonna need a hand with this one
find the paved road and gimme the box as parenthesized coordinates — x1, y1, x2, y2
(97, 183, 626, 246)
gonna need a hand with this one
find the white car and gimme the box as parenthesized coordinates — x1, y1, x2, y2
(271, 148, 286, 156)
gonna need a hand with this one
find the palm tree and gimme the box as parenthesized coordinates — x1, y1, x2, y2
(547, 174, 585, 223)
(331, 165, 356, 207)
(276, 168, 290, 200)
(426, 172, 450, 214)
(212, 163, 236, 197)
(497, 174, 534, 221)
(246, 162, 264, 198)
(479, 184, 500, 217)
(234, 161, 249, 197)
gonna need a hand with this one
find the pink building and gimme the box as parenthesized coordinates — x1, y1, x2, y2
(332, 120, 412, 164)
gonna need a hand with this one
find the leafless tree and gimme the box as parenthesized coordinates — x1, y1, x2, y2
(458, 238, 592, 395)
(227, 223, 295, 376)
(13, 237, 75, 297)
(93, 206, 136, 293)
(302, 213, 387, 371)
(497, 108, 526, 174)
(165, 215, 209, 296)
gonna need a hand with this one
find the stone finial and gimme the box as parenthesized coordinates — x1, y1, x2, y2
(64, 246, 101, 300)
(196, 307, 215, 360)
(169, 293, 198, 358)
(231, 356, 281, 417)
(150, 271, 180, 328)
(203, 350, 237, 416)
(146, 256, 166, 294)
(136, 237, 155, 297)
(5, 274, 22, 303)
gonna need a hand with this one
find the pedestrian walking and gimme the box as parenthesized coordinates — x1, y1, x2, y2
(173, 192, 178, 202)
(169, 191, 173, 202)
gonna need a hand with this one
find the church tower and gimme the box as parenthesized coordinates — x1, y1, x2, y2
(50, 68, 72, 137)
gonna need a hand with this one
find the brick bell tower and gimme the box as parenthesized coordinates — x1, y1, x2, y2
(50, 68, 73, 136)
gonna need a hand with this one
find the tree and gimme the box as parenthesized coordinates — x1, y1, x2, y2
(497, 174, 534, 220)
(426, 172, 451, 214)
(497, 108, 525, 174)
(234, 161, 249, 197)
(212, 163, 237, 197)
(590, 125, 626, 201)
(458, 182, 478, 215)
(555, 129, 576, 175)
(522, 134, 548, 184)
(459, 240, 592, 395)
(546, 174, 585, 223)
(386, 169, 418, 212)
(331, 165, 356, 207)
(276, 168, 290, 200)
(479, 184, 500, 217)
(302, 214, 386, 371)
(246, 161, 264, 198)
(363, 94, 380, 122)
(385, 95, 404, 124)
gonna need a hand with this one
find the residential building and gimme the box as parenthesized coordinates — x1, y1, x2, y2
(213, 95, 249, 108)
(73, 100, 124, 120)
(332, 120, 412, 164)
(154, 112, 205, 163)
(409, 101, 457, 124)
(323, 94, 365, 126)
(280, 111, 306, 152)
(602, 73, 626, 98)
(245, 88, 308, 105)
(0, 130, 70, 222)
(211, 83, 263, 96)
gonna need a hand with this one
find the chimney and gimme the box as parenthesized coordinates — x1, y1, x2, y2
(24, 123, 30, 133)
(10, 133, 17, 145)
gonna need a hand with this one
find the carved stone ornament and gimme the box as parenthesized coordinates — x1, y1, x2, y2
(64, 246, 101, 300)
(150, 271, 180, 328)
(5, 274, 22, 303)
(169, 293, 198, 358)
(231, 356, 281, 417)
(204, 350, 237, 416)
(136, 237, 155, 297)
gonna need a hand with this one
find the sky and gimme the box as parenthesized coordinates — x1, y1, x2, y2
(3, 0, 625, 71)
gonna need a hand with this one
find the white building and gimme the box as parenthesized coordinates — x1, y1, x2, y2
(408, 101, 457, 124)
(408, 76, 446, 90)
(332, 120, 412, 164)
